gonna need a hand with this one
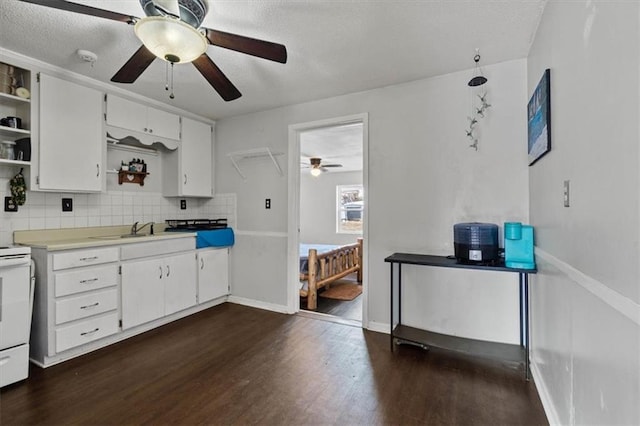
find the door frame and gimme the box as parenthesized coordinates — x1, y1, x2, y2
(287, 113, 369, 326)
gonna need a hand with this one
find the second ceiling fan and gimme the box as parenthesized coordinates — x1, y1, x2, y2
(302, 157, 343, 176)
(21, 0, 288, 101)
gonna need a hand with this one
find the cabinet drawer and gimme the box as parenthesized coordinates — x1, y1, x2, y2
(55, 288, 118, 325)
(55, 265, 119, 297)
(55, 312, 118, 353)
(53, 247, 119, 270)
(0, 345, 29, 387)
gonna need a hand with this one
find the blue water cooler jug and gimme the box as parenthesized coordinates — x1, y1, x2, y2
(504, 222, 536, 269)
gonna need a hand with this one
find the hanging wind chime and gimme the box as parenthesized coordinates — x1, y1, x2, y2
(465, 49, 491, 151)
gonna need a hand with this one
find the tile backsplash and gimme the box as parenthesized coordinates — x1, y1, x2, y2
(0, 166, 236, 246)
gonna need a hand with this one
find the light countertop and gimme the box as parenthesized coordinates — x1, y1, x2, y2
(14, 226, 196, 251)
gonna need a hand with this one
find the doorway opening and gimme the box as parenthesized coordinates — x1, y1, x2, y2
(287, 114, 368, 326)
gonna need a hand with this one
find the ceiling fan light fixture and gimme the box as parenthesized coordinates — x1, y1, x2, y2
(134, 16, 207, 64)
(310, 167, 322, 177)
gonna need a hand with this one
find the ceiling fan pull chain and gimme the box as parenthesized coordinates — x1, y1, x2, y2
(169, 62, 175, 99)
(165, 61, 169, 92)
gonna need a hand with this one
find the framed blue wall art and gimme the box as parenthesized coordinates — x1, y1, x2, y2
(528, 69, 551, 166)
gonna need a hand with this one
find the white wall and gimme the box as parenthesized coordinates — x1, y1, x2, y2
(216, 59, 529, 343)
(300, 170, 362, 245)
(527, 1, 640, 424)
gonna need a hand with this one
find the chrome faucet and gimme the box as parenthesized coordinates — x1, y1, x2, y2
(131, 221, 154, 235)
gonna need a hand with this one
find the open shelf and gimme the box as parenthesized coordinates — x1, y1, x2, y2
(0, 158, 29, 167)
(117, 170, 149, 186)
(0, 125, 30, 138)
(0, 92, 30, 106)
(393, 325, 524, 364)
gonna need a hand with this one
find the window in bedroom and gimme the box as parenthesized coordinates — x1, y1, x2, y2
(337, 184, 363, 234)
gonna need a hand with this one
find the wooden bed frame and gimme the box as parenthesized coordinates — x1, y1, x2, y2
(300, 238, 363, 310)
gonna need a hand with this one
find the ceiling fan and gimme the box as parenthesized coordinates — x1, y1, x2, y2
(19, 0, 287, 101)
(301, 157, 343, 176)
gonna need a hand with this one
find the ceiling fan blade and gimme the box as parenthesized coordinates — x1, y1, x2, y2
(111, 45, 156, 84)
(203, 29, 287, 64)
(192, 54, 242, 102)
(19, 0, 137, 23)
(323, 164, 343, 168)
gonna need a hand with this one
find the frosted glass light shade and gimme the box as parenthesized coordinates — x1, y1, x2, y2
(135, 16, 208, 64)
(310, 167, 322, 177)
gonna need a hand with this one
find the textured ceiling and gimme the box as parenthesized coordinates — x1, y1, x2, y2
(300, 122, 363, 174)
(0, 0, 546, 122)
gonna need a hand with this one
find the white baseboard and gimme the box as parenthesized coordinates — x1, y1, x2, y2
(530, 358, 562, 426)
(227, 295, 292, 314)
(366, 320, 390, 334)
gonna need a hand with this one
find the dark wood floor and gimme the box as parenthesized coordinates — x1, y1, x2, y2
(301, 273, 363, 321)
(1, 303, 548, 425)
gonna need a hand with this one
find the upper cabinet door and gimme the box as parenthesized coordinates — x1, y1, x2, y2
(105, 94, 146, 134)
(181, 117, 212, 197)
(106, 94, 180, 140)
(38, 74, 103, 192)
(146, 107, 180, 140)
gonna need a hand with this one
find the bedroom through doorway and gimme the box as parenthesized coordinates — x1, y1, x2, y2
(297, 120, 365, 323)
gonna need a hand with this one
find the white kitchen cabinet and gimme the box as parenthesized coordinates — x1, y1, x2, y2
(38, 73, 104, 192)
(197, 248, 229, 303)
(162, 117, 213, 197)
(106, 94, 180, 140)
(29, 246, 119, 366)
(164, 252, 197, 315)
(121, 256, 165, 329)
(121, 241, 197, 329)
(23, 231, 223, 367)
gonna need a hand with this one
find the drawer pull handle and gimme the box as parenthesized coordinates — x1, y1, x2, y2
(200, 258, 204, 269)
(80, 302, 100, 310)
(79, 256, 98, 262)
(184, 174, 187, 185)
(159, 266, 163, 279)
(166, 265, 170, 277)
(80, 278, 99, 284)
(80, 328, 99, 336)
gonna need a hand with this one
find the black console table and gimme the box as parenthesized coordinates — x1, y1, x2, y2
(384, 253, 536, 380)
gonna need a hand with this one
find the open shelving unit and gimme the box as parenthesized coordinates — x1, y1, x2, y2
(0, 64, 32, 167)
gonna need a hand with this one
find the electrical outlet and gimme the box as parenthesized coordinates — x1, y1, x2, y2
(4, 197, 18, 212)
(62, 198, 73, 212)
(180, 199, 187, 210)
(563, 180, 570, 207)
(265, 198, 271, 209)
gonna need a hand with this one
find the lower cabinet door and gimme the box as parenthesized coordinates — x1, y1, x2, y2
(164, 252, 197, 316)
(55, 312, 118, 353)
(198, 248, 229, 303)
(121, 258, 165, 330)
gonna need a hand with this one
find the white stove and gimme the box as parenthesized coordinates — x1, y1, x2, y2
(0, 245, 31, 259)
(0, 244, 34, 388)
